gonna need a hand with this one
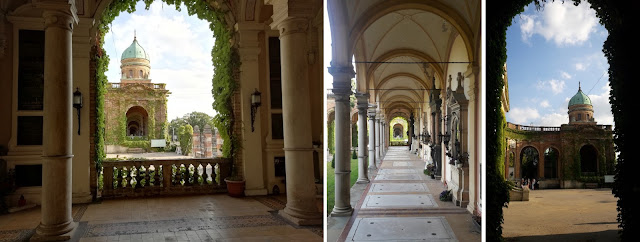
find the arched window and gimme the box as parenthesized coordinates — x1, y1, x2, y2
(128, 70, 133, 78)
(578, 113, 582, 120)
(139, 70, 143, 78)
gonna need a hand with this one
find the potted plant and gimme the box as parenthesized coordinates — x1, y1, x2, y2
(223, 156, 245, 197)
(425, 164, 435, 179)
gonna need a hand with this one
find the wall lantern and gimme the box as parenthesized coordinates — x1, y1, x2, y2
(439, 131, 450, 147)
(73, 87, 83, 135)
(250, 88, 262, 132)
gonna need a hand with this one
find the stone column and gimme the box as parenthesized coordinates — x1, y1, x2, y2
(368, 108, 377, 170)
(355, 93, 369, 183)
(33, 5, 78, 241)
(236, 22, 267, 195)
(375, 114, 381, 163)
(329, 66, 354, 216)
(275, 17, 322, 224)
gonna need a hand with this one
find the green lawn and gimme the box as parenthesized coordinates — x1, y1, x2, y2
(327, 157, 360, 215)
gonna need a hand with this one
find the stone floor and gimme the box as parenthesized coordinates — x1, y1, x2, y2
(503, 188, 619, 241)
(327, 146, 481, 242)
(0, 194, 322, 241)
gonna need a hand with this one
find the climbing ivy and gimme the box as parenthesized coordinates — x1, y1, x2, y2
(488, 0, 634, 240)
(96, 0, 240, 173)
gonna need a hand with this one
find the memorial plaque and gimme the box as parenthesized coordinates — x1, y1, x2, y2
(17, 116, 43, 146)
(18, 30, 45, 111)
(15, 164, 43, 187)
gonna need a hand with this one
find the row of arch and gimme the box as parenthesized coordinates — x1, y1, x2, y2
(508, 144, 599, 180)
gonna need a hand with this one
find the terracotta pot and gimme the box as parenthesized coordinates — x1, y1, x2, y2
(224, 178, 245, 197)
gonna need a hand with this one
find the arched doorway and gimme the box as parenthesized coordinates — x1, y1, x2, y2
(520, 146, 539, 179)
(508, 151, 515, 180)
(126, 106, 149, 137)
(544, 148, 559, 178)
(393, 123, 403, 139)
(580, 145, 598, 175)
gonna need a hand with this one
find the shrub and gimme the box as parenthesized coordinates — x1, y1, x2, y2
(439, 190, 452, 201)
(331, 156, 335, 168)
(352, 150, 357, 159)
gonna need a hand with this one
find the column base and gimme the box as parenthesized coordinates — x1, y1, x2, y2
(330, 206, 353, 217)
(356, 178, 370, 184)
(31, 221, 78, 241)
(279, 208, 322, 226)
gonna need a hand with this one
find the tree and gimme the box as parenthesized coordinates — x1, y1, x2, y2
(178, 124, 193, 155)
(169, 112, 215, 141)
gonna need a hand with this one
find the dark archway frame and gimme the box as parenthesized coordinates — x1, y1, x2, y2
(519, 146, 539, 180)
(487, 0, 633, 240)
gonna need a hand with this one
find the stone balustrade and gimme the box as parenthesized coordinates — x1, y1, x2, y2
(506, 122, 560, 132)
(108, 82, 166, 89)
(102, 158, 231, 198)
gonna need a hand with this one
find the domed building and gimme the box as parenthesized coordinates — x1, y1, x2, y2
(104, 35, 170, 153)
(568, 83, 595, 125)
(503, 83, 615, 189)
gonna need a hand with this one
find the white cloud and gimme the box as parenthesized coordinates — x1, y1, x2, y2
(508, 107, 540, 124)
(540, 100, 550, 108)
(519, 1, 599, 46)
(536, 79, 565, 95)
(538, 112, 567, 126)
(561, 71, 572, 79)
(575, 63, 585, 71)
(588, 84, 614, 125)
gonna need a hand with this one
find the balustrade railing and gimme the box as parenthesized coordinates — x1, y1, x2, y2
(102, 158, 231, 198)
(507, 122, 560, 132)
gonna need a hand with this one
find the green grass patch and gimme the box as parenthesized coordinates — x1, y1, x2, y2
(327, 157, 360, 215)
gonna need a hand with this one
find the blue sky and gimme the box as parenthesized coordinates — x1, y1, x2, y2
(103, 1, 216, 121)
(505, 1, 613, 127)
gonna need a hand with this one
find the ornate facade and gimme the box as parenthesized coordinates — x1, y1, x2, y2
(104, 36, 170, 152)
(504, 85, 615, 189)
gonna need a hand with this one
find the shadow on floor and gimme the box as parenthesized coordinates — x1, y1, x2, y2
(505, 230, 620, 242)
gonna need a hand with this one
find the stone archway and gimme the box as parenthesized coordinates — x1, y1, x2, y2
(393, 123, 403, 139)
(580, 144, 598, 175)
(520, 146, 539, 180)
(544, 147, 559, 179)
(125, 106, 149, 137)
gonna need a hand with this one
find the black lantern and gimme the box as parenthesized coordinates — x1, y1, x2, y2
(73, 88, 83, 135)
(439, 131, 450, 147)
(250, 89, 262, 132)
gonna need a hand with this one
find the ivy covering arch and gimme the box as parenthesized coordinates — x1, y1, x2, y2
(487, 0, 634, 241)
(94, 0, 239, 177)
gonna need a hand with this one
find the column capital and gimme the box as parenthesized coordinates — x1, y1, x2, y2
(330, 66, 354, 98)
(42, 10, 76, 31)
(328, 65, 356, 78)
(274, 17, 309, 37)
(355, 92, 369, 109)
(36, 0, 79, 25)
(269, 0, 320, 31)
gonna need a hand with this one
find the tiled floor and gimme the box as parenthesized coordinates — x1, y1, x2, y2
(0, 194, 322, 241)
(338, 146, 481, 242)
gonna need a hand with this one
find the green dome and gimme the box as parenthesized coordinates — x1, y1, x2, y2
(568, 86, 591, 108)
(121, 38, 149, 60)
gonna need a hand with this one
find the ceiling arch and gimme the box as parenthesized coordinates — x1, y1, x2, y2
(348, 0, 475, 64)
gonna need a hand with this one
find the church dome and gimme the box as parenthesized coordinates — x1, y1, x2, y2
(121, 37, 150, 60)
(568, 84, 591, 108)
